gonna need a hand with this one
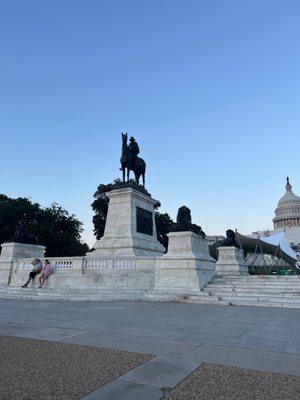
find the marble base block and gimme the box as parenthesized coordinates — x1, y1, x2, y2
(90, 187, 165, 257)
(0, 242, 46, 285)
(150, 231, 216, 297)
(216, 246, 249, 276)
(0, 242, 45, 261)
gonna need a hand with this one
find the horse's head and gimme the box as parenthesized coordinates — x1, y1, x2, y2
(121, 132, 128, 145)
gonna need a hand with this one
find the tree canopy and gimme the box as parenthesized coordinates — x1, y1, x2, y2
(91, 180, 174, 251)
(0, 195, 89, 257)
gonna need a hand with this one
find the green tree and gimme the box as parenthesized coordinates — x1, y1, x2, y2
(0, 195, 88, 257)
(91, 181, 119, 240)
(0, 195, 41, 245)
(155, 211, 174, 250)
(91, 181, 174, 250)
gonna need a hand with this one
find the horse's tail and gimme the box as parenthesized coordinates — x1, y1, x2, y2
(137, 157, 146, 173)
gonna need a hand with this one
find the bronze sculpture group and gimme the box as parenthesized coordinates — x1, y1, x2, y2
(223, 229, 238, 247)
(171, 206, 206, 238)
(10, 220, 40, 245)
(120, 132, 146, 187)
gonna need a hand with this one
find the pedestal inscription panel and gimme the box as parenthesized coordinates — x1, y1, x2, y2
(136, 207, 153, 236)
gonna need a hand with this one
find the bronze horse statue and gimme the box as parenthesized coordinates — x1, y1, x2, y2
(11, 220, 40, 244)
(120, 132, 146, 187)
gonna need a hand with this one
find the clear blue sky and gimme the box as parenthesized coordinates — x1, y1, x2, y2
(1, 0, 300, 246)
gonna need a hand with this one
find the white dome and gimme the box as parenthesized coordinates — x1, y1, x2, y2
(273, 178, 300, 229)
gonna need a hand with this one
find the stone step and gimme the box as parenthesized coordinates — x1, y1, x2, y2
(206, 284, 300, 289)
(214, 276, 300, 280)
(218, 293, 300, 300)
(213, 281, 300, 288)
(183, 295, 300, 308)
(211, 283, 300, 288)
(195, 290, 300, 301)
(3, 286, 146, 294)
(207, 291, 300, 299)
(211, 277, 300, 282)
(210, 283, 300, 288)
(183, 298, 230, 305)
(182, 295, 300, 307)
(213, 278, 300, 282)
(145, 289, 212, 302)
(218, 294, 300, 303)
(204, 287, 300, 294)
(207, 283, 300, 289)
(206, 288, 300, 295)
(204, 286, 300, 293)
(228, 300, 300, 308)
(0, 286, 147, 301)
(0, 292, 144, 302)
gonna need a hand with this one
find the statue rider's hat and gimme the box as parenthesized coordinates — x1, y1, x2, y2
(129, 136, 135, 142)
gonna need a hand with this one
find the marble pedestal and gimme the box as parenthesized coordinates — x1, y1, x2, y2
(216, 246, 249, 276)
(149, 231, 216, 299)
(0, 242, 45, 285)
(90, 187, 165, 257)
(0, 242, 45, 261)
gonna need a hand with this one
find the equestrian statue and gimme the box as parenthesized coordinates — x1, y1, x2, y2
(120, 132, 146, 187)
(10, 219, 40, 245)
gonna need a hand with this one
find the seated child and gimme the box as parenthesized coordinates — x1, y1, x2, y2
(39, 260, 54, 288)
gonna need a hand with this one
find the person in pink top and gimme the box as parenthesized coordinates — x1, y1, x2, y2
(39, 260, 54, 288)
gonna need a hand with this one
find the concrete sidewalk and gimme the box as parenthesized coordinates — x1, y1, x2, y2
(1, 299, 300, 399)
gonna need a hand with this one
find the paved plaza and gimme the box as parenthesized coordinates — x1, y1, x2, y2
(0, 299, 300, 399)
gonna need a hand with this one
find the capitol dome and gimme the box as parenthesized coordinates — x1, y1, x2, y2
(273, 178, 300, 229)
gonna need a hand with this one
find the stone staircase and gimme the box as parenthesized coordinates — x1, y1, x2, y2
(0, 286, 147, 302)
(185, 275, 300, 308)
(1, 275, 300, 308)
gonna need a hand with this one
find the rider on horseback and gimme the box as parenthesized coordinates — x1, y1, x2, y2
(120, 132, 146, 187)
(128, 137, 140, 169)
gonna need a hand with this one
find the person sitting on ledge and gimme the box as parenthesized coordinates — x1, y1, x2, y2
(39, 259, 54, 288)
(21, 258, 43, 288)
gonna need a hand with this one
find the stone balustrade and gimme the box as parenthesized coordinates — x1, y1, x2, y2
(85, 258, 110, 270)
(84, 258, 137, 270)
(0, 255, 156, 292)
(14, 257, 85, 272)
(113, 259, 136, 269)
(11, 256, 141, 275)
